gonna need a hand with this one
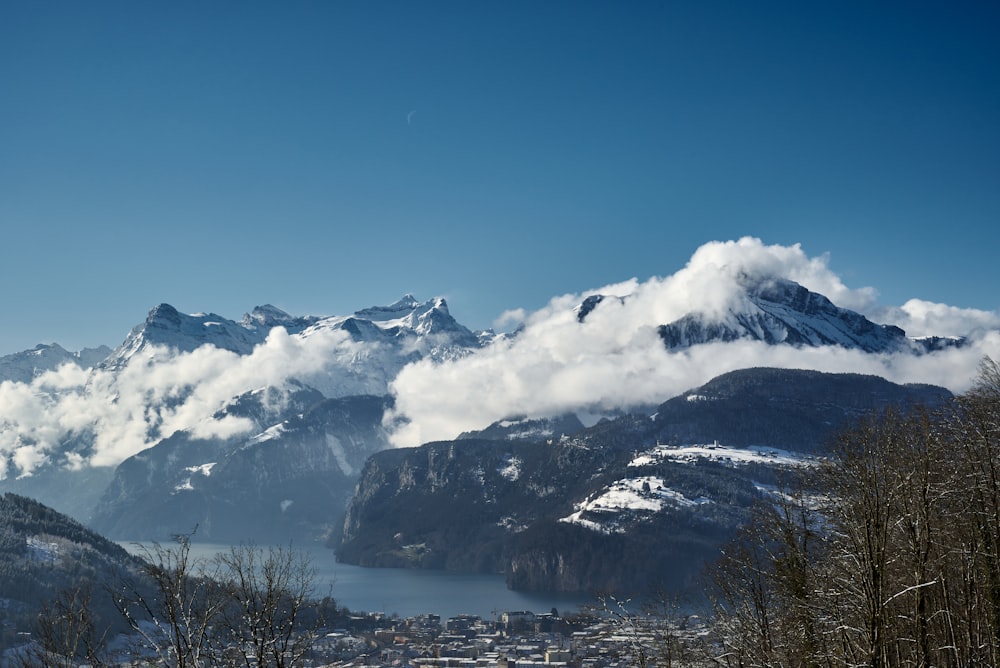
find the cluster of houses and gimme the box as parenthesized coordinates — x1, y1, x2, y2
(316, 608, 690, 667)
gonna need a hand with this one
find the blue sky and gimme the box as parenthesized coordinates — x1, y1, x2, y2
(2, 1, 998, 355)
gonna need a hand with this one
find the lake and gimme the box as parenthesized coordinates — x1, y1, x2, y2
(121, 541, 595, 621)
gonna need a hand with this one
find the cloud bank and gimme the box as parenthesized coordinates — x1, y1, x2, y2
(0, 326, 365, 478)
(386, 238, 1000, 446)
(1, 237, 998, 476)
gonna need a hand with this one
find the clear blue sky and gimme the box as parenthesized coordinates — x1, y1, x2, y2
(1, 1, 997, 354)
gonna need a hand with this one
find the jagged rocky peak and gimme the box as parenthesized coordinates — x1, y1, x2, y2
(354, 294, 423, 319)
(571, 274, 946, 355)
(242, 303, 295, 327)
(354, 294, 448, 322)
(352, 295, 475, 340)
(575, 294, 625, 323)
(145, 302, 182, 327)
(240, 304, 319, 333)
(103, 303, 268, 369)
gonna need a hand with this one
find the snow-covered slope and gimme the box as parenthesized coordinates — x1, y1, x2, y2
(103, 303, 271, 369)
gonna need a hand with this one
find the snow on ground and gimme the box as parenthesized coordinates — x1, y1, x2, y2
(629, 443, 815, 468)
(186, 463, 216, 476)
(326, 433, 355, 476)
(174, 462, 217, 492)
(498, 455, 521, 481)
(246, 422, 287, 445)
(26, 536, 59, 563)
(560, 476, 712, 534)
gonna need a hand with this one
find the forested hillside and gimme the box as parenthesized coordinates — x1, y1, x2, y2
(0, 493, 142, 649)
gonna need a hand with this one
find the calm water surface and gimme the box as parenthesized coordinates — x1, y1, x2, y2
(122, 541, 593, 621)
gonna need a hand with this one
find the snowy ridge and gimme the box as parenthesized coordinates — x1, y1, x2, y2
(102, 295, 487, 370)
(0, 343, 112, 383)
(104, 303, 268, 369)
(240, 304, 320, 333)
(629, 443, 816, 468)
(94, 295, 489, 399)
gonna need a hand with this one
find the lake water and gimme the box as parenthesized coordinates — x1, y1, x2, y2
(121, 542, 594, 621)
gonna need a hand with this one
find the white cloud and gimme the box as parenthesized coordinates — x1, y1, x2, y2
(871, 299, 1000, 339)
(0, 325, 367, 476)
(386, 238, 1000, 447)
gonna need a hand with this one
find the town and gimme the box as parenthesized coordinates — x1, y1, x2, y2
(308, 605, 700, 668)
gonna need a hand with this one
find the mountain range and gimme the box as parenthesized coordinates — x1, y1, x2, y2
(0, 295, 486, 539)
(0, 273, 982, 592)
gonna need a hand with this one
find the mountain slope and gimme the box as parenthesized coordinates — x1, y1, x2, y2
(650, 367, 952, 451)
(337, 368, 953, 593)
(90, 390, 391, 543)
(0, 493, 143, 649)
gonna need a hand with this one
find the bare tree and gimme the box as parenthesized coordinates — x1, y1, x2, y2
(12, 585, 108, 668)
(111, 531, 227, 668)
(705, 359, 1000, 667)
(214, 543, 321, 668)
(944, 357, 1000, 665)
(706, 479, 828, 668)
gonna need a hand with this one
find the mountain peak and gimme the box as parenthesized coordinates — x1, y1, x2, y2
(653, 276, 914, 353)
(146, 303, 182, 327)
(354, 294, 428, 321)
(0, 342, 111, 384)
(104, 304, 268, 369)
(240, 304, 318, 332)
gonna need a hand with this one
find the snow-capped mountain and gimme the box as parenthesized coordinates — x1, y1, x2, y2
(0, 343, 112, 383)
(100, 295, 486, 397)
(575, 275, 962, 353)
(0, 274, 982, 551)
(240, 303, 322, 332)
(0, 295, 491, 533)
(102, 303, 270, 369)
(303, 295, 482, 352)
